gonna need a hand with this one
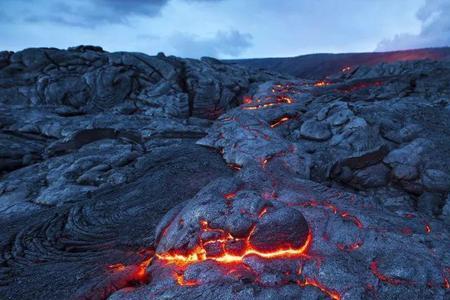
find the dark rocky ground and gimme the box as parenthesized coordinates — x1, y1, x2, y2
(227, 47, 450, 79)
(0, 46, 449, 300)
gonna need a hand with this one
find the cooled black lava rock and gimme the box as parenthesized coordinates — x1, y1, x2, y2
(249, 207, 309, 252)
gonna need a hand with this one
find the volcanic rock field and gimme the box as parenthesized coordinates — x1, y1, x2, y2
(0, 46, 449, 300)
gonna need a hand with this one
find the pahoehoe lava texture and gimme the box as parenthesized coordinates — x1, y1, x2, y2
(1, 46, 449, 300)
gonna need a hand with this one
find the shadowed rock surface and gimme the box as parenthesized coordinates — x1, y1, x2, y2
(226, 47, 450, 79)
(0, 46, 449, 300)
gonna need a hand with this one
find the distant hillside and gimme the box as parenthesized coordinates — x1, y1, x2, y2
(226, 47, 450, 79)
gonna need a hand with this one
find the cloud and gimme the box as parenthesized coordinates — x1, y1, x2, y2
(168, 30, 252, 58)
(1, 0, 225, 28)
(12, 0, 169, 27)
(377, 0, 450, 51)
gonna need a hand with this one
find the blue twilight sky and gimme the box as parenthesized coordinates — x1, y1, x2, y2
(0, 0, 449, 58)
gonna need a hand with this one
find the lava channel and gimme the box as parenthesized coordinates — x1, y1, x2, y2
(156, 220, 312, 267)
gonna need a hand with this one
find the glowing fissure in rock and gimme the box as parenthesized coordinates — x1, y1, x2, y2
(341, 66, 352, 72)
(223, 192, 236, 200)
(136, 257, 153, 279)
(336, 241, 363, 252)
(258, 207, 269, 218)
(227, 163, 242, 171)
(174, 273, 200, 287)
(156, 220, 313, 267)
(276, 95, 294, 104)
(370, 260, 411, 286)
(297, 277, 342, 300)
(270, 116, 292, 128)
(444, 278, 449, 289)
(314, 80, 332, 87)
(297, 200, 363, 229)
(108, 263, 126, 272)
(241, 92, 294, 111)
(242, 96, 253, 104)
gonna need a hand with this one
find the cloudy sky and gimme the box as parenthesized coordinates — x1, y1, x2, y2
(0, 0, 449, 58)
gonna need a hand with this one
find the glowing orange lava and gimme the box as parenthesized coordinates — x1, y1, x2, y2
(242, 96, 253, 104)
(241, 92, 294, 111)
(224, 192, 237, 200)
(258, 207, 269, 218)
(174, 273, 200, 287)
(108, 263, 126, 272)
(136, 257, 153, 279)
(242, 103, 278, 110)
(270, 116, 291, 128)
(425, 224, 431, 234)
(298, 277, 342, 300)
(156, 220, 312, 267)
(444, 278, 449, 289)
(276, 95, 294, 104)
(314, 80, 332, 87)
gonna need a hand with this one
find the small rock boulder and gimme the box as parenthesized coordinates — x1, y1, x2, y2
(299, 120, 331, 141)
(350, 164, 390, 188)
(249, 207, 309, 252)
(421, 169, 450, 193)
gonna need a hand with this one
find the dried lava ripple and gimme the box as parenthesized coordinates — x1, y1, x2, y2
(0, 141, 234, 299)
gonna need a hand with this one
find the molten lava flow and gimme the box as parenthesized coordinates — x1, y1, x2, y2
(108, 263, 126, 272)
(424, 224, 431, 234)
(276, 95, 294, 104)
(174, 273, 200, 287)
(314, 80, 332, 87)
(157, 220, 312, 267)
(444, 278, 450, 289)
(370, 260, 411, 286)
(224, 192, 236, 200)
(136, 257, 153, 280)
(242, 103, 277, 110)
(297, 277, 341, 300)
(270, 116, 292, 128)
(258, 207, 269, 218)
(241, 91, 294, 111)
(242, 96, 253, 104)
(272, 83, 299, 95)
